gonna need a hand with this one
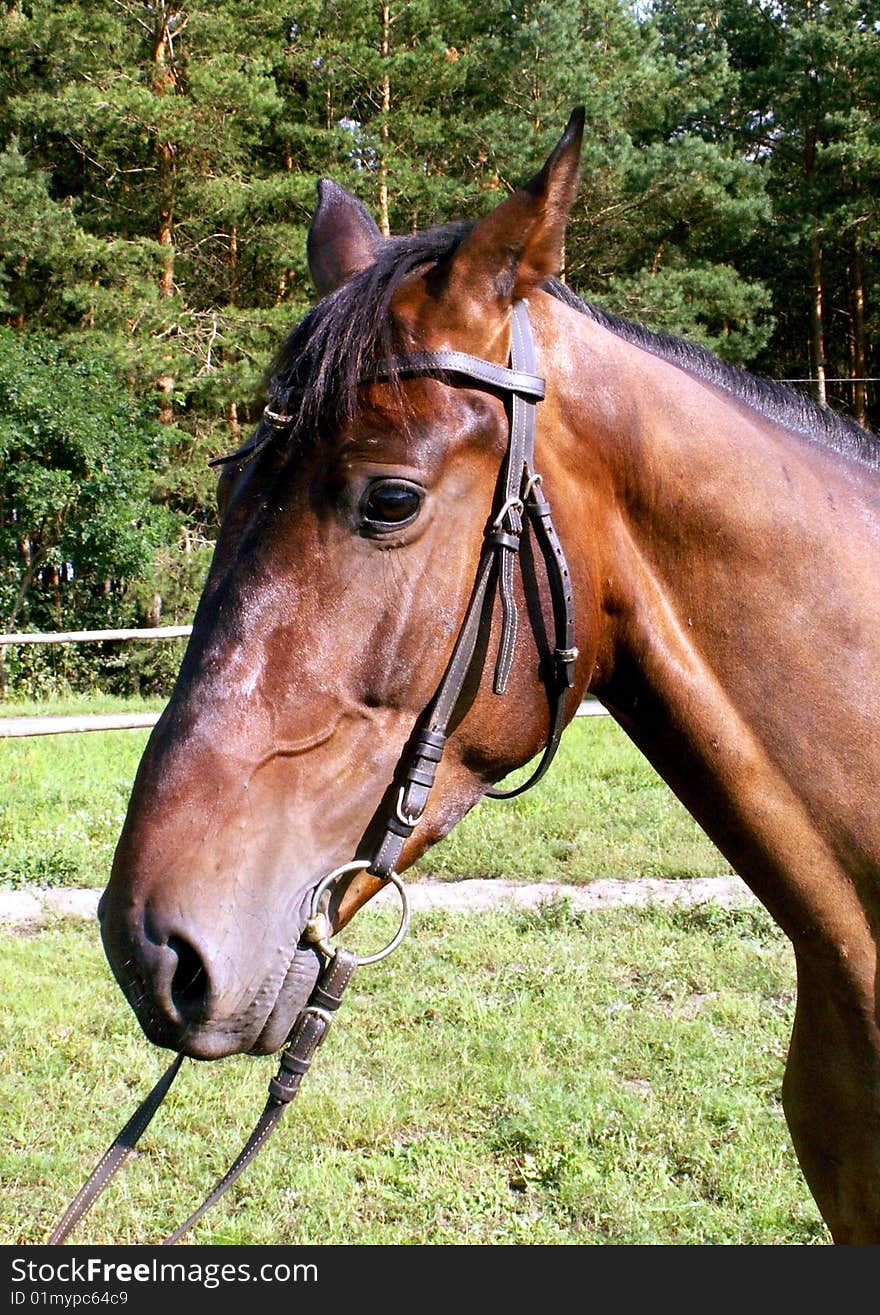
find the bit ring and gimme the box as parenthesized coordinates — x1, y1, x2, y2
(304, 860, 410, 966)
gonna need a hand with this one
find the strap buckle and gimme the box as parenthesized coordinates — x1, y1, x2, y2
(395, 786, 424, 829)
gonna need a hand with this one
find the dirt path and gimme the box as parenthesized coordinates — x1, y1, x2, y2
(0, 874, 756, 929)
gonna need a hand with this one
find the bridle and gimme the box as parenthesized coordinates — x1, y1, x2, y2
(48, 299, 578, 1245)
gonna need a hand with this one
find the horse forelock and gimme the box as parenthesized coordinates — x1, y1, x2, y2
(264, 221, 474, 450)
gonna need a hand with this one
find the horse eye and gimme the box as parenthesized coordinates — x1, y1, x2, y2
(360, 480, 423, 529)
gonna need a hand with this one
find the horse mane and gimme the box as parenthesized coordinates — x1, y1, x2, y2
(266, 221, 879, 470)
(266, 222, 474, 443)
(547, 278, 880, 470)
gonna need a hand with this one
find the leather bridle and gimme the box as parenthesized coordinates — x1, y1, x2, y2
(48, 299, 578, 1245)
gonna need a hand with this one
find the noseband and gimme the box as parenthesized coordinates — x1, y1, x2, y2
(49, 299, 578, 1244)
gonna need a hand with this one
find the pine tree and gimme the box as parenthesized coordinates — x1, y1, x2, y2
(0, 0, 874, 694)
(656, 0, 879, 423)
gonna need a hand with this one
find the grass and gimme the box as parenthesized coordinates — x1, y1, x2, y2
(0, 695, 164, 889)
(0, 697, 823, 1246)
(0, 899, 827, 1246)
(0, 696, 732, 890)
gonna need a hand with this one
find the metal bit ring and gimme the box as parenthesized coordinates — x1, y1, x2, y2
(304, 860, 410, 966)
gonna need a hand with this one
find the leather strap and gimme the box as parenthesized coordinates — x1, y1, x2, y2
(209, 350, 545, 472)
(47, 1054, 185, 1244)
(48, 952, 357, 1245)
(370, 349, 545, 401)
(162, 948, 357, 1246)
(368, 300, 577, 874)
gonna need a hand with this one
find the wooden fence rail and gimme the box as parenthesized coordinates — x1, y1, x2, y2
(0, 625, 193, 646)
(0, 626, 192, 738)
(1, 701, 608, 738)
(0, 712, 163, 738)
(0, 626, 607, 737)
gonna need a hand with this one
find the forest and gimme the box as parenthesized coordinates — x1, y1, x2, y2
(0, 0, 877, 692)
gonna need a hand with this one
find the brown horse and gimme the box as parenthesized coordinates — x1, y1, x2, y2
(99, 110, 880, 1244)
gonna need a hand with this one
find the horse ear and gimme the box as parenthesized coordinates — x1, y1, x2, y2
(443, 107, 585, 307)
(307, 179, 384, 296)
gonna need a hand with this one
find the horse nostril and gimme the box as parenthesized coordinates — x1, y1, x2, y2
(167, 934, 211, 1022)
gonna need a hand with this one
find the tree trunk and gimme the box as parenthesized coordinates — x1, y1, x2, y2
(153, 7, 177, 424)
(229, 224, 239, 303)
(156, 373, 175, 426)
(808, 233, 827, 410)
(378, 3, 391, 238)
(276, 149, 294, 303)
(7, 536, 36, 632)
(801, 6, 827, 412)
(850, 246, 867, 428)
(227, 399, 241, 442)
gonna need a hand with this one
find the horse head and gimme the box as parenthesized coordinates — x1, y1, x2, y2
(99, 111, 596, 1059)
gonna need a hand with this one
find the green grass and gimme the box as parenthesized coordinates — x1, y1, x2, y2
(0, 697, 732, 889)
(417, 715, 732, 883)
(0, 692, 167, 719)
(1, 900, 826, 1246)
(0, 696, 164, 889)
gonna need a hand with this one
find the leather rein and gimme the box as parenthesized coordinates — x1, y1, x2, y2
(48, 299, 578, 1245)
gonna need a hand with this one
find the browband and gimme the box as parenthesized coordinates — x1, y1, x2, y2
(368, 350, 546, 401)
(208, 343, 546, 471)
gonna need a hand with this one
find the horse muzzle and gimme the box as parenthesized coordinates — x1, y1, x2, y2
(98, 884, 324, 1059)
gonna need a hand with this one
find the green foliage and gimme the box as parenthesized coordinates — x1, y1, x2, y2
(0, 327, 181, 691)
(0, 0, 875, 696)
(651, 0, 880, 411)
(603, 256, 773, 362)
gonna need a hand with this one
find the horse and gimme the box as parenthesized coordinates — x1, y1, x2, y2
(97, 109, 880, 1245)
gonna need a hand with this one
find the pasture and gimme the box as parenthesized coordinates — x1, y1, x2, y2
(2, 900, 823, 1245)
(1, 701, 827, 1244)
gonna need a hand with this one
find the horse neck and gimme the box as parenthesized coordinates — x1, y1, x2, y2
(540, 301, 880, 953)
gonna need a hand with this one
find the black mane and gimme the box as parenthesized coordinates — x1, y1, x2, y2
(265, 221, 879, 470)
(266, 222, 473, 442)
(548, 278, 879, 469)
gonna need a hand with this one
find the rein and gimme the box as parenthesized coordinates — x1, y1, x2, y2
(48, 299, 577, 1246)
